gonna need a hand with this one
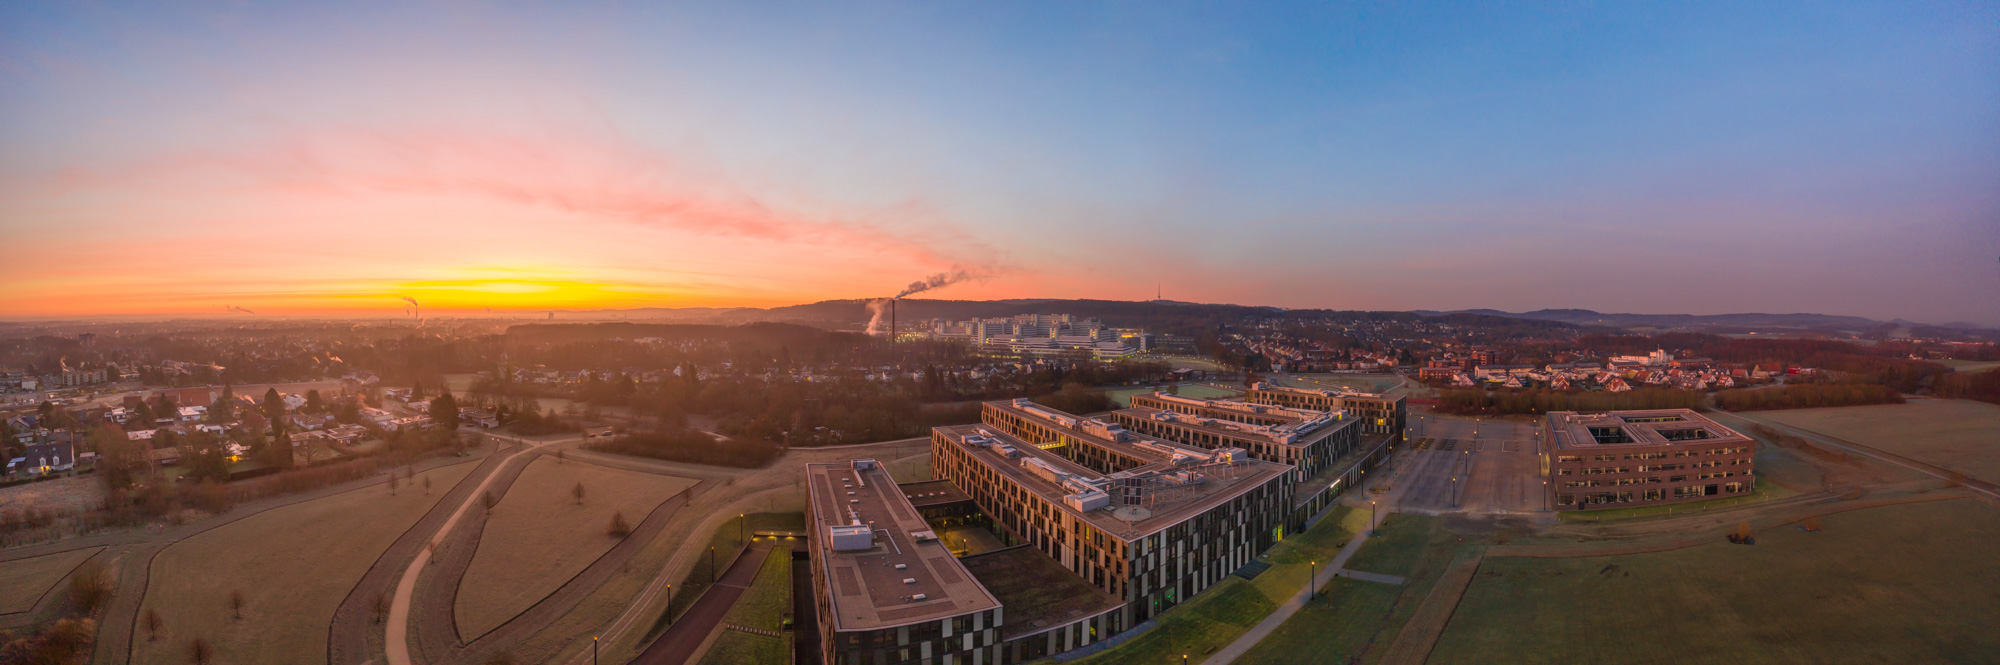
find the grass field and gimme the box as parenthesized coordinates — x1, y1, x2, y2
(1936, 359, 2000, 373)
(1072, 506, 1361, 665)
(455, 457, 699, 638)
(1557, 478, 1796, 524)
(695, 546, 792, 665)
(0, 547, 101, 613)
(133, 460, 478, 665)
(665, 512, 809, 621)
(1236, 513, 1478, 665)
(884, 453, 931, 482)
(1430, 498, 2000, 665)
(1753, 399, 2000, 484)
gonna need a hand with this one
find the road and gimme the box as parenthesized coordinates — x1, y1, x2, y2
(386, 432, 557, 665)
(631, 539, 777, 665)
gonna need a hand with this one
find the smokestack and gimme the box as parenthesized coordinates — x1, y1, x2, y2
(890, 298, 897, 344)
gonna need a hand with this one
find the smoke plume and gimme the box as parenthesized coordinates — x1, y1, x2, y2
(895, 268, 979, 298)
(225, 305, 257, 315)
(865, 299, 890, 335)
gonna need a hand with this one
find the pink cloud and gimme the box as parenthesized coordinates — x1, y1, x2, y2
(42, 126, 997, 270)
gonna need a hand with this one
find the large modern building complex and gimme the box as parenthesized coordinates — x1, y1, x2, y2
(1242, 382, 1407, 441)
(810, 394, 1395, 665)
(1114, 391, 1362, 480)
(1543, 409, 1756, 510)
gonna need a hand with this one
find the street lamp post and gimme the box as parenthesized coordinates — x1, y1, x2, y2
(592, 636, 598, 665)
(665, 584, 673, 625)
(739, 513, 746, 544)
(710, 546, 717, 583)
(1543, 480, 1549, 511)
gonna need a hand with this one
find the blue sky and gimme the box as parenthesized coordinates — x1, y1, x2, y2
(2, 1, 1996, 323)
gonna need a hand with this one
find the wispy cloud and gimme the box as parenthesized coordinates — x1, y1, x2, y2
(41, 127, 992, 268)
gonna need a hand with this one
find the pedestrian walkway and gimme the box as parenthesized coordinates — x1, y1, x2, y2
(632, 539, 776, 665)
(1331, 568, 1405, 585)
(1204, 518, 1377, 665)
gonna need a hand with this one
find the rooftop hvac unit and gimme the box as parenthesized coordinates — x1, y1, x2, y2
(828, 524, 874, 552)
(903, 578, 917, 584)
(911, 593, 928, 601)
(894, 563, 908, 570)
(910, 530, 938, 542)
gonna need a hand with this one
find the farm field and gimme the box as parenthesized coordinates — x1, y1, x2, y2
(0, 547, 101, 613)
(454, 457, 698, 638)
(695, 546, 792, 665)
(132, 460, 478, 665)
(1429, 499, 2000, 665)
(1752, 400, 2000, 484)
(1936, 359, 2000, 373)
(0, 473, 107, 514)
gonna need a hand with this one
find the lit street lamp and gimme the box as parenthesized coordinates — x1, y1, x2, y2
(1309, 560, 1317, 599)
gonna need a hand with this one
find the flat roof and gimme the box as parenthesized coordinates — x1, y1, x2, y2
(807, 462, 1001, 632)
(1545, 409, 1752, 450)
(1132, 391, 1324, 423)
(1248, 383, 1405, 403)
(1114, 406, 1356, 449)
(959, 546, 1124, 640)
(898, 479, 974, 509)
(935, 423, 1291, 543)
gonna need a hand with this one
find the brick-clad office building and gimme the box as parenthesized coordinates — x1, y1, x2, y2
(1543, 409, 1756, 510)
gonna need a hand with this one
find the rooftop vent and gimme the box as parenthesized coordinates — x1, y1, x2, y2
(911, 593, 928, 601)
(894, 563, 908, 570)
(903, 578, 917, 584)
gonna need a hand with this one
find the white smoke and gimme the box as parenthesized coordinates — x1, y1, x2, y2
(865, 299, 890, 336)
(868, 268, 986, 336)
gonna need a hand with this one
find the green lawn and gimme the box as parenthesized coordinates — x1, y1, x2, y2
(1236, 513, 1481, 665)
(696, 546, 792, 665)
(1071, 507, 1356, 665)
(1430, 498, 2000, 665)
(1555, 477, 1796, 524)
(666, 512, 807, 620)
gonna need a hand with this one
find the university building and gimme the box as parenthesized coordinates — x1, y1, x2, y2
(1241, 383, 1407, 442)
(1543, 409, 1756, 510)
(809, 395, 1402, 665)
(1115, 391, 1362, 481)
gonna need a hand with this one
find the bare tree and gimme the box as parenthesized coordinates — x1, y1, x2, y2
(573, 481, 586, 505)
(68, 561, 111, 614)
(186, 637, 215, 665)
(556, 449, 566, 464)
(422, 475, 433, 495)
(144, 609, 164, 641)
(373, 593, 389, 624)
(608, 510, 632, 537)
(389, 473, 400, 496)
(229, 590, 245, 619)
(481, 490, 497, 511)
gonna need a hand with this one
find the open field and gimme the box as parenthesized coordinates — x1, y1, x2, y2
(884, 453, 931, 482)
(0, 473, 107, 514)
(695, 546, 792, 665)
(1936, 359, 2000, 373)
(1751, 399, 2000, 484)
(1072, 507, 1360, 665)
(133, 460, 478, 665)
(1237, 513, 1479, 665)
(1429, 499, 2000, 665)
(0, 547, 101, 613)
(454, 457, 698, 638)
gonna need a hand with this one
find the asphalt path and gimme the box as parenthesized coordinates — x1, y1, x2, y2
(631, 539, 776, 665)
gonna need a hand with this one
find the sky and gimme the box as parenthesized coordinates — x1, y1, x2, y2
(2, 2, 1997, 324)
